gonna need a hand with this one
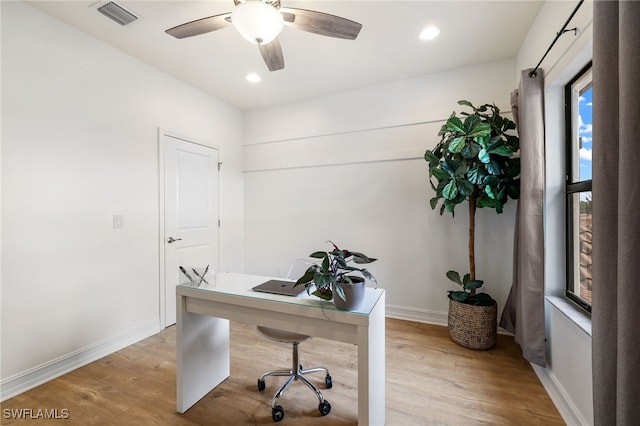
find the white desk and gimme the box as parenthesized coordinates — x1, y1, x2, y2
(176, 272, 385, 425)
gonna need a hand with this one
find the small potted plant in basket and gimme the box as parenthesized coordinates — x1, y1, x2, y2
(295, 241, 377, 311)
(424, 100, 520, 349)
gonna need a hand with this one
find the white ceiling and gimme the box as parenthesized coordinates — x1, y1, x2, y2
(27, 0, 544, 111)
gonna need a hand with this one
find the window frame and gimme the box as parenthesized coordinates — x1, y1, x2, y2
(564, 61, 593, 314)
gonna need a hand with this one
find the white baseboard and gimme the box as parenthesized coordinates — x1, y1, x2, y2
(385, 304, 513, 335)
(386, 304, 448, 326)
(1, 320, 160, 402)
(531, 363, 591, 426)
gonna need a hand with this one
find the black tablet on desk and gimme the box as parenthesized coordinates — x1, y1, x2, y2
(252, 279, 305, 296)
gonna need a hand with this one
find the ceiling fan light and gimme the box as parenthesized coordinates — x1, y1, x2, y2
(232, 1, 284, 45)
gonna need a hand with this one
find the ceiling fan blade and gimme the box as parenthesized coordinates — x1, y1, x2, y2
(259, 39, 285, 72)
(280, 8, 362, 40)
(165, 13, 232, 39)
(281, 12, 295, 23)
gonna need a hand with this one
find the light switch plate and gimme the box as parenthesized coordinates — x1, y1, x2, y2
(113, 214, 124, 229)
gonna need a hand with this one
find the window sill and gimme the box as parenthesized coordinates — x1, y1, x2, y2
(545, 295, 592, 336)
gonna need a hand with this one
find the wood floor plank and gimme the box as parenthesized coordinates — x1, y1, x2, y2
(1, 319, 564, 425)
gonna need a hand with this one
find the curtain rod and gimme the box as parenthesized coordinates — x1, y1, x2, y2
(529, 0, 584, 77)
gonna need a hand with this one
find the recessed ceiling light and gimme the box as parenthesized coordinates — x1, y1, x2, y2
(246, 72, 262, 83)
(419, 25, 440, 41)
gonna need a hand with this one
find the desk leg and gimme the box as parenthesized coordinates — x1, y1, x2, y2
(357, 292, 386, 426)
(176, 294, 230, 413)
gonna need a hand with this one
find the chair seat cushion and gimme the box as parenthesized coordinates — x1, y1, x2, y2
(255, 326, 311, 343)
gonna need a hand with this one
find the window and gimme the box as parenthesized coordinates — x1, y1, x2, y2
(565, 63, 592, 313)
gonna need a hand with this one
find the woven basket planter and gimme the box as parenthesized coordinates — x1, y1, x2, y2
(448, 299, 497, 350)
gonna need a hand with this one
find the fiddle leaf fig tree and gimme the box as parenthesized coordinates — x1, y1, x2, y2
(425, 100, 520, 306)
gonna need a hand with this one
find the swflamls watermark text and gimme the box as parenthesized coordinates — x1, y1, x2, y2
(2, 408, 69, 420)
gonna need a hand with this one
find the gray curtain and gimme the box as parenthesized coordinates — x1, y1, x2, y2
(592, 1, 640, 424)
(499, 69, 546, 367)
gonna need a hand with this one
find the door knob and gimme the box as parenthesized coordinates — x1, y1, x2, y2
(167, 237, 182, 244)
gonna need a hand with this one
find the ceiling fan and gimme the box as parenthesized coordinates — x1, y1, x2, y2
(165, 0, 362, 72)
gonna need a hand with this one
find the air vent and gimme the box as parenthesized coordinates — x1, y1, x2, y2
(97, 2, 139, 26)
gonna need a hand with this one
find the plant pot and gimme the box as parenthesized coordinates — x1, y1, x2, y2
(333, 277, 365, 311)
(447, 299, 497, 350)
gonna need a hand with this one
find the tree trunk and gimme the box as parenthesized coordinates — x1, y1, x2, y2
(468, 191, 477, 295)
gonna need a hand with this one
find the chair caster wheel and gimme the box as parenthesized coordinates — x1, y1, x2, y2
(319, 400, 331, 416)
(272, 405, 285, 422)
(325, 374, 333, 389)
(257, 379, 265, 391)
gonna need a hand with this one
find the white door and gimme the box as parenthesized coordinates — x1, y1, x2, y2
(161, 133, 219, 327)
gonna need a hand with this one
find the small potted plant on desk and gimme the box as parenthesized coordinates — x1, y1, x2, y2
(424, 100, 520, 350)
(295, 241, 377, 311)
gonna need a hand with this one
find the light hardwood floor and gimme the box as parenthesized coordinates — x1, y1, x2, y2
(1, 319, 564, 425)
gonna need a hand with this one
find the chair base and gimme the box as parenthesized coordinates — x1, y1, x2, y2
(257, 341, 332, 422)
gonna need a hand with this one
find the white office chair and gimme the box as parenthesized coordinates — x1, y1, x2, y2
(255, 259, 332, 422)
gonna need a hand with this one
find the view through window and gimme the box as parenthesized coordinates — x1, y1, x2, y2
(565, 63, 592, 312)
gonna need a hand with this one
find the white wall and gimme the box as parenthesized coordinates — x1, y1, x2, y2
(242, 59, 518, 323)
(516, 0, 594, 424)
(1, 2, 597, 422)
(0, 1, 244, 399)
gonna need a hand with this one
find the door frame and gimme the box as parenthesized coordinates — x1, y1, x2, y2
(158, 128, 221, 328)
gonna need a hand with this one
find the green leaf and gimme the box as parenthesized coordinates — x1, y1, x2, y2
(429, 197, 439, 210)
(446, 270, 462, 285)
(448, 136, 466, 153)
(448, 291, 469, 302)
(351, 252, 376, 264)
(489, 145, 514, 157)
(477, 197, 497, 209)
(507, 181, 521, 199)
(312, 288, 333, 301)
(482, 175, 498, 186)
(462, 274, 470, 285)
(333, 283, 347, 302)
(463, 114, 481, 134)
(467, 122, 491, 138)
(467, 166, 485, 184)
(463, 280, 484, 291)
(461, 142, 480, 159)
(478, 149, 491, 164)
(431, 167, 449, 181)
(486, 160, 502, 175)
(295, 268, 316, 285)
(443, 180, 458, 200)
(506, 134, 520, 149)
(457, 100, 474, 108)
(446, 117, 465, 133)
(467, 292, 496, 306)
(476, 134, 490, 148)
(485, 185, 496, 199)
(424, 150, 439, 163)
(440, 160, 455, 177)
(454, 164, 468, 178)
(457, 179, 474, 198)
(443, 199, 457, 215)
(311, 275, 330, 293)
(504, 161, 521, 179)
(487, 135, 503, 149)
